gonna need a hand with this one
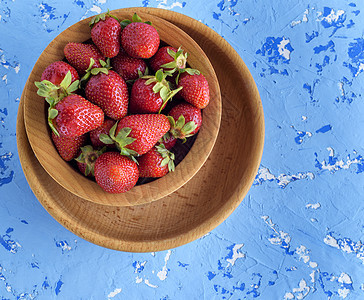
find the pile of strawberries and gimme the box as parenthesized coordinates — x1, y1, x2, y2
(35, 11, 210, 194)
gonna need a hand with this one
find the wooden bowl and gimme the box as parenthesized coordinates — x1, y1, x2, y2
(23, 11, 221, 207)
(17, 7, 264, 252)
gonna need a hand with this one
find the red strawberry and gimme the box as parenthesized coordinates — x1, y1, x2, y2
(129, 70, 182, 114)
(158, 132, 177, 150)
(75, 145, 106, 177)
(94, 152, 139, 193)
(102, 114, 170, 156)
(41, 61, 79, 86)
(129, 78, 163, 114)
(121, 22, 160, 59)
(111, 48, 147, 82)
(52, 94, 104, 137)
(64, 42, 105, 75)
(177, 73, 210, 109)
(138, 144, 175, 178)
(168, 102, 202, 140)
(89, 118, 116, 148)
(149, 46, 179, 73)
(90, 11, 121, 58)
(85, 70, 129, 120)
(51, 132, 87, 161)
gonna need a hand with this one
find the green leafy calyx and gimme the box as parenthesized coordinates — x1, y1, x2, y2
(167, 115, 197, 142)
(34, 71, 79, 136)
(75, 145, 107, 176)
(160, 47, 201, 84)
(99, 122, 139, 163)
(142, 69, 183, 113)
(156, 144, 175, 172)
(120, 12, 152, 29)
(80, 58, 111, 88)
(89, 9, 120, 28)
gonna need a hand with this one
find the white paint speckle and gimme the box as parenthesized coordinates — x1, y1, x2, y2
(157, 0, 184, 10)
(256, 167, 275, 181)
(306, 203, 321, 210)
(317, 147, 363, 173)
(338, 288, 350, 299)
(90, 5, 102, 14)
(309, 261, 318, 268)
(310, 270, 316, 283)
(293, 279, 310, 299)
(356, 63, 364, 77)
(296, 245, 310, 264)
(135, 276, 143, 284)
(255, 167, 314, 188)
(284, 292, 295, 300)
(134, 261, 147, 273)
(291, 9, 309, 27)
(107, 288, 122, 299)
(226, 244, 245, 267)
(278, 37, 292, 60)
(285, 279, 310, 299)
(324, 235, 340, 249)
(157, 250, 172, 281)
(276, 172, 314, 188)
(317, 8, 345, 24)
(144, 279, 158, 288)
(338, 81, 345, 96)
(338, 273, 352, 284)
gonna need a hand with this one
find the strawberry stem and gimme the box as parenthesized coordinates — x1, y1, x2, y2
(156, 144, 175, 172)
(89, 9, 120, 28)
(99, 122, 139, 163)
(120, 12, 153, 29)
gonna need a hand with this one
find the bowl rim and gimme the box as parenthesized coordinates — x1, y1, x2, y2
(22, 10, 222, 207)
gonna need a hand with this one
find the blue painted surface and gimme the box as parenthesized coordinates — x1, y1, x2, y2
(1, 0, 364, 299)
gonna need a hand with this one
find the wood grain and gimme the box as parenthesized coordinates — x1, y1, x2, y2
(17, 8, 264, 252)
(23, 11, 221, 206)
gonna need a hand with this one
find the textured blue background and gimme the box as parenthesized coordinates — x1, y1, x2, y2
(1, 0, 364, 299)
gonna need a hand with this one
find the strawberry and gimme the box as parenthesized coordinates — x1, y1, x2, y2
(89, 10, 121, 58)
(120, 14, 160, 59)
(100, 114, 170, 157)
(129, 69, 182, 114)
(158, 132, 177, 150)
(85, 69, 128, 120)
(41, 61, 79, 86)
(138, 144, 175, 178)
(35, 71, 81, 136)
(64, 42, 105, 75)
(94, 151, 139, 193)
(89, 118, 116, 148)
(52, 94, 104, 137)
(51, 132, 87, 161)
(168, 102, 202, 140)
(111, 48, 147, 82)
(149, 46, 179, 73)
(177, 73, 210, 109)
(75, 145, 106, 177)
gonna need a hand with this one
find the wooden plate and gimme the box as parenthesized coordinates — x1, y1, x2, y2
(22, 11, 221, 207)
(16, 8, 264, 252)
